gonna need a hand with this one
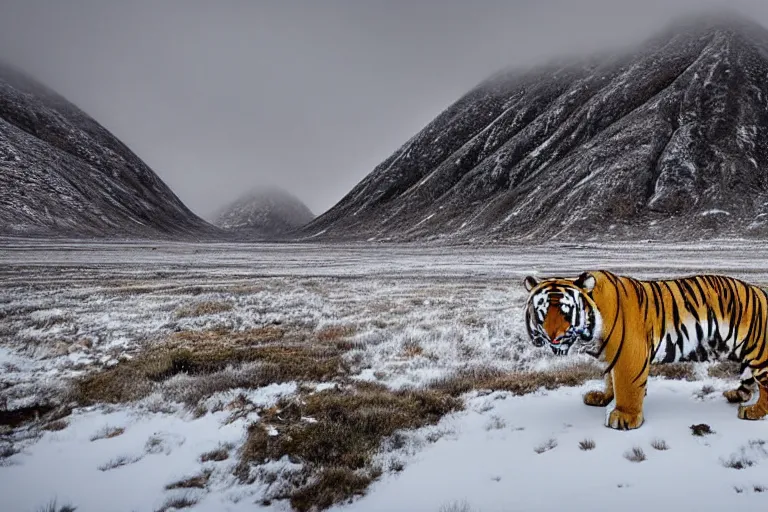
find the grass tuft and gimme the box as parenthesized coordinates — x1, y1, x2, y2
(154, 495, 197, 512)
(624, 446, 646, 463)
(174, 300, 233, 318)
(35, 499, 77, 512)
(200, 444, 232, 463)
(534, 438, 558, 454)
(690, 423, 714, 437)
(438, 500, 477, 512)
(650, 438, 669, 451)
(97, 454, 142, 471)
(579, 438, 596, 451)
(722, 456, 755, 470)
(165, 471, 211, 490)
(90, 426, 125, 441)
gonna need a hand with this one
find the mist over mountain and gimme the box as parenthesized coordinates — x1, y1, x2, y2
(0, 64, 216, 239)
(211, 187, 314, 239)
(301, 13, 768, 243)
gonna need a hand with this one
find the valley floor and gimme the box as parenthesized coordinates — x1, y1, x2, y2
(1, 239, 768, 512)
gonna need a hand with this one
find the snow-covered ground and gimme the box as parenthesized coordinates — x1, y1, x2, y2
(2, 239, 768, 512)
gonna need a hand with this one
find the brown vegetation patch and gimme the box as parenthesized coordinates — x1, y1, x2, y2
(0, 405, 55, 429)
(289, 467, 381, 512)
(168, 326, 286, 347)
(236, 382, 462, 511)
(200, 444, 232, 463)
(431, 362, 603, 397)
(165, 471, 211, 490)
(690, 423, 714, 437)
(174, 300, 234, 318)
(707, 361, 741, 380)
(400, 340, 424, 358)
(316, 325, 357, 343)
(649, 363, 696, 381)
(73, 332, 346, 405)
(42, 420, 68, 432)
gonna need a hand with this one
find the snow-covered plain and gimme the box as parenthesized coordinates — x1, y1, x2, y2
(2, 239, 768, 512)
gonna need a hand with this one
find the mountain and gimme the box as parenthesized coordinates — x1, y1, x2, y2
(211, 187, 314, 239)
(0, 64, 217, 238)
(300, 13, 768, 243)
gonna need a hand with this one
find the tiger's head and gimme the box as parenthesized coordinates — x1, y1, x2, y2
(523, 272, 602, 356)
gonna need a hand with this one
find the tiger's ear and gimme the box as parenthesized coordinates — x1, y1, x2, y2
(575, 272, 596, 292)
(524, 276, 539, 291)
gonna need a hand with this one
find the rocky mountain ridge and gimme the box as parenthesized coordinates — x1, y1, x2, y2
(300, 14, 768, 243)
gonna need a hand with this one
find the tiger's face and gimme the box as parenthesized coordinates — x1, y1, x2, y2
(523, 272, 601, 356)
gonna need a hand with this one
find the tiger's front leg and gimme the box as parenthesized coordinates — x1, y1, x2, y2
(583, 371, 614, 407)
(605, 342, 649, 430)
(738, 374, 768, 420)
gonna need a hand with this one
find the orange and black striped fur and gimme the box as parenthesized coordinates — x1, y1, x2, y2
(523, 270, 768, 430)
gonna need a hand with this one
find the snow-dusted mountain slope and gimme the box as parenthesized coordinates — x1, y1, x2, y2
(301, 14, 768, 243)
(211, 187, 314, 239)
(0, 64, 217, 238)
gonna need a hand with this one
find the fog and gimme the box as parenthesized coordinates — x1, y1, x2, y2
(1, 0, 767, 219)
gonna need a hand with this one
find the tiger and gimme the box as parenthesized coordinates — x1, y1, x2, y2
(523, 270, 768, 430)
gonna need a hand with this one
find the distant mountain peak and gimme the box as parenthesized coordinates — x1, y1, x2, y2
(212, 186, 314, 239)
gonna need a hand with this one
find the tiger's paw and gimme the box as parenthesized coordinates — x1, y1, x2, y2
(737, 403, 768, 421)
(583, 390, 614, 407)
(605, 408, 644, 430)
(724, 388, 752, 404)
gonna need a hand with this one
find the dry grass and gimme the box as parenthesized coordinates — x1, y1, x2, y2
(290, 467, 381, 512)
(35, 499, 77, 512)
(722, 453, 756, 470)
(579, 438, 596, 451)
(73, 330, 346, 405)
(154, 495, 197, 512)
(174, 300, 233, 318)
(1, 443, 19, 459)
(97, 454, 142, 471)
(90, 426, 125, 441)
(649, 363, 696, 381)
(690, 423, 714, 436)
(534, 438, 558, 454)
(707, 361, 741, 379)
(650, 438, 669, 451)
(438, 500, 477, 512)
(624, 446, 646, 463)
(400, 339, 424, 358)
(42, 420, 68, 432)
(316, 325, 356, 343)
(200, 444, 233, 463)
(165, 471, 211, 490)
(484, 415, 506, 431)
(431, 361, 603, 397)
(236, 382, 462, 511)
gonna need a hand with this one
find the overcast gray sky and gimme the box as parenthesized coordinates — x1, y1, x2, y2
(1, 0, 767, 219)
